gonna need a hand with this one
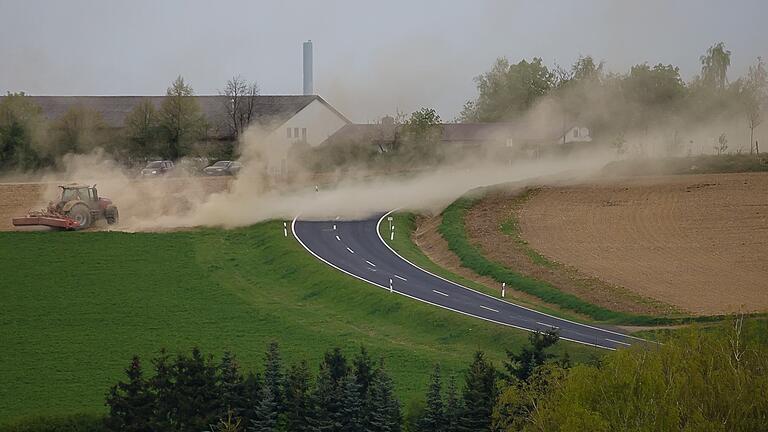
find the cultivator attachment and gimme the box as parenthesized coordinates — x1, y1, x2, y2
(12, 209, 81, 230)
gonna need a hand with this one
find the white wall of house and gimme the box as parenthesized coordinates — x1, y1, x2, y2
(561, 126, 592, 144)
(262, 99, 349, 175)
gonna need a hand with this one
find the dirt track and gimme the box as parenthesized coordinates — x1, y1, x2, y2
(518, 172, 768, 315)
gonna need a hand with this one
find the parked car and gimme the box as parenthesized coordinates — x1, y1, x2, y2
(203, 160, 242, 176)
(140, 160, 174, 177)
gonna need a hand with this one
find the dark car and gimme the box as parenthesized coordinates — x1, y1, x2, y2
(203, 160, 242, 176)
(140, 160, 174, 177)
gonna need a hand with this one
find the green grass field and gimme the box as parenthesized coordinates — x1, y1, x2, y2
(0, 222, 601, 424)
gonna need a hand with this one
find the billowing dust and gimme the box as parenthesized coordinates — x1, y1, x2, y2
(0, 122, 617, 231)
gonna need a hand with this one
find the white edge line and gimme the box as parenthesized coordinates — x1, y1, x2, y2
(374, 210, 645, 343)
(291, 215, 615, 351)
(432, 289, 449, 297)
(606, 338, 631, 346)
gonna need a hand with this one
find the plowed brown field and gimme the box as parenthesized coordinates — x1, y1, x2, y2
(519, 172, 768, 315)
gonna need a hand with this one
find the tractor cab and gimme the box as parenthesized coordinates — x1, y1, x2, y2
(60, 185, 98, 203)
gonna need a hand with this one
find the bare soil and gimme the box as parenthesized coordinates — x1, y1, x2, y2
(466, 191, 678, 316)
(518, 172, 768, 315)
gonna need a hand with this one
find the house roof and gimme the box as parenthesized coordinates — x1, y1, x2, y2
(1, 94, 348, 136)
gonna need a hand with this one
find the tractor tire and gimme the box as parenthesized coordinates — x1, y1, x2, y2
(66, 203, 92, 230)
(106, 206, 119, 225)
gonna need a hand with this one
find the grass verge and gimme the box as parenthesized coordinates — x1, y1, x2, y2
(0, 222, 601, 424)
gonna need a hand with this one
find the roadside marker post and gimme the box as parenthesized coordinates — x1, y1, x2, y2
(502, 282, 506, 298)
(389, 278, 393, 293)
(388, 216, 393, 232)
(283, 222, 288, 237)
(390, 225, 395, 241)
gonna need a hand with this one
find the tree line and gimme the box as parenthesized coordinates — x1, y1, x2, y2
(100, 317, 768, 432)
(460, 42, 766, 156)
(0, 75, 258, 172)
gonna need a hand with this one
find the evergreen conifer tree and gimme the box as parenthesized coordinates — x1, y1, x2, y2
(364, 364, 402, 432)
(458, 352, 497, 432)
(263, 342, 285, 413)
(173, 347, 222, 431)
(353, 347, 375, 397)
(284, 361, 313, 432)
(248, 385, 278, 432)
(149, 349, 176, 431)
(444, 375, 462, 432)
(312, 365, 342, 432)
(105, 355, 154, 432)
(219, 351, 246, 420)
(418, 365, 445, 432)
(339, 374, 363, 432)
(323, 347, 349, 385)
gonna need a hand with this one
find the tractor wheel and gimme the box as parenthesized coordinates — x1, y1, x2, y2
(106, 206, 119, 225)
(66, 203, 92, 230)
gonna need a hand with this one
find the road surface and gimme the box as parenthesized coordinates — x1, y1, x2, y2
(293, 213, 641, 350)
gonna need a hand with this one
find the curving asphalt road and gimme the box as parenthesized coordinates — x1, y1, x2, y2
(293, 213, 642, 350)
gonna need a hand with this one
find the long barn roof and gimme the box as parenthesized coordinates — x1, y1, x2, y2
(0, 94, 349, 136)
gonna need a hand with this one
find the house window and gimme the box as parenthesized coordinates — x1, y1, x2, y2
(294, 127, 299, 138)
(287, 128, 291, 138)
(301, 128, 307, 140)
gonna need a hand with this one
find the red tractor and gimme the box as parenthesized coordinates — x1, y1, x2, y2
(13, 184, 119, 230)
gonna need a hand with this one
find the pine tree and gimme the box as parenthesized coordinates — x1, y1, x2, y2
(323, 347, 349, 386)
(262, 342, 285, 413)
(312, 365, 342, 432)
(444, 375, 462, 432)
(240, 372, 263, 426)
(418, 365, 445, 432)
(149, 349, 176, 431)
(458, 351, 497, 432)
(284, 361, 313, 432)
(364, 364, 402, 432)
(503, 330, 559, 382)
(219, 351, 246, 420)
(173, 347, 222, 431)
(105, 355, 154, 432)
(339, 374, 363, 432)
(353, 347, 375, 397)
(248, 385, 278, 432)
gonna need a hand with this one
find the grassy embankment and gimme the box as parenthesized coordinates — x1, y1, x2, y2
(0, 222, 602, 424)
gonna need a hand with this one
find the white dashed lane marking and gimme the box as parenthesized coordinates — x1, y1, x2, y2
(365, 260, 376, 267)
(393, 274, 407, 281)
(346, 247, 355, 254)
(432, 290, 449, 297)
(606, 338, 631, 346)
(480, 305, 499, 313)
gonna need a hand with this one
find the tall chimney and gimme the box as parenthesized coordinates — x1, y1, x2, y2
(303, 40, 313, 95)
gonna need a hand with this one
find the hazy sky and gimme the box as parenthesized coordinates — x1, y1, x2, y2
(1, 0, 766, 122)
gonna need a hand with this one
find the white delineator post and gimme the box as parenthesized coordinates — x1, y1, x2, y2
(502, 282, 506, 298)
(283, 222, 288, 237)
(390, 225, 395, 241)
(389, 278, 393, 293)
